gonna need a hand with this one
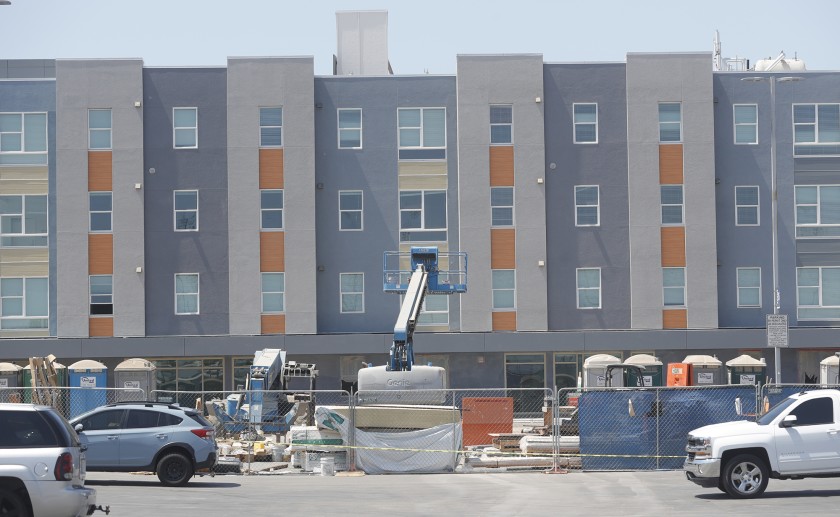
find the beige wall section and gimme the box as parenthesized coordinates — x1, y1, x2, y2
(0, 166, 48, 194)
(0, 249, 49, 277)
(398, 162, 447, 176)
(398, 175, 448, 190)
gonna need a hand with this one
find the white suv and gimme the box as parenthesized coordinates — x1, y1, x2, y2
(0, 403, 100, 517)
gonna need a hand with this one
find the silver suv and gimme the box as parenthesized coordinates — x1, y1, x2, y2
(0, 403, 99, 517)
(70, 402, 217, 487)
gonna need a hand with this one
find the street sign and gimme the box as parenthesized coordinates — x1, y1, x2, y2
(766, 314, 789, 348)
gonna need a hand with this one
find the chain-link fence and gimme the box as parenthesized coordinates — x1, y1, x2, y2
(0, 386, 146, 420)
(760, 383, 840, 411)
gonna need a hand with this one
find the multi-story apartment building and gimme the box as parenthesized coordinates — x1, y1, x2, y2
(2, 12, 840, 393)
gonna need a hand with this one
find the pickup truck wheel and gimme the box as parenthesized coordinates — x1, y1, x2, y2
(156, 453, 194, 487)
(722, 454, 769, 498)
(0, 487, 30, 517)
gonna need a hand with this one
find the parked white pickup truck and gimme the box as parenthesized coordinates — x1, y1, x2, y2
(684, 389, 840, 498)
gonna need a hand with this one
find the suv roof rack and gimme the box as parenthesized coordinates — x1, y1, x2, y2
(105, 401, 184, 410)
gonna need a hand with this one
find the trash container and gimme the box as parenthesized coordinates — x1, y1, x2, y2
(624, 354, 664, 387)
(683, 355, 724, 386)
(0, 362, 23, 402)
(583, 354, 623, 388)
(114, 358, 156, 401)
(820, 355, 840, 386)
(726, 355, 766, 386)
(68, 360, 108, 418)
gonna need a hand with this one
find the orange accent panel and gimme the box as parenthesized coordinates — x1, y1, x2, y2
(259, 149, 284, 189)
(261, 314, 286, 334)
(666, 363, 691, 386)
(260, 232, 285, 272)
(88, 234, 113, 275)
(492, 312, 517, 331)
(661, 227, 686, 267)
(491, 229, 516, 269)
(462, 397, 513, 446)
(89, 318, 114, 337)
(489, 146, 514, 186)
(659, 144, 683, 184)
(663, 309, 687, 329)
(88, 151, 112, 191)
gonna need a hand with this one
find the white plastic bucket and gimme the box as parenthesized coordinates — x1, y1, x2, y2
(320, 456, 335, 476)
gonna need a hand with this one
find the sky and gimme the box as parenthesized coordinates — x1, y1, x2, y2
(1, 0, 839, 74)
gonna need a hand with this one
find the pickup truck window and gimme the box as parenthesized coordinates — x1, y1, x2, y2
(757, 397, 796, 425)
(789, 397, 833, 425)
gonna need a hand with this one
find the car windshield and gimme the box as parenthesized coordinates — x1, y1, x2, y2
(757, 396, 797, 425)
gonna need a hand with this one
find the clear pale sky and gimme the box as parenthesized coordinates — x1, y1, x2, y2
(1, 0, 839, 74)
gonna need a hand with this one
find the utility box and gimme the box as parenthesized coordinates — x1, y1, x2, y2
(726, 355, 767, 386)
(114, 358, 156, 401)
(68, 360, 108, 418)
(624, 354, 663, 387)
(820, 355, 840, 386)
(583, 354, 623, 388)
(667, 363, 690, 386)
(0, 362, 23, 402)
(684, 355, 724, 386)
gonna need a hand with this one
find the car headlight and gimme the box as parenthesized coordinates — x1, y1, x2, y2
(686, 435, 712, 457)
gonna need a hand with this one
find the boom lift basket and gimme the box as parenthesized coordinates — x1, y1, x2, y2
(383, 247, 467, 294)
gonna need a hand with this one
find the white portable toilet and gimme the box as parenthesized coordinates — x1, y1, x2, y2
(114, 358, 156, 401)
(583, 354, 623, 388)
(0, 362, 23, 402)
(820, 355, 840, 386)
(683, 355, 724, 386)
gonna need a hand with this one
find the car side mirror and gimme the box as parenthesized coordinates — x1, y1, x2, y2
(74, 423, 84, 433)
(781, 414, 798, 428)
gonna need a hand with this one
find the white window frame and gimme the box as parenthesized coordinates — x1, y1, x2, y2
(793, 103, 840, 157)
(574, 185, 600, 227)
(490, 186, 514, 227)
(660, 185, 684, 226)
(736, 267, 762, 308)
(260, 106, 283, 148)
(400, 293, 449, 326)
(340, 272, 365, 314)
(733, 104, 758, 145)
(0, 194, 48, 247)
(794, 185, 840, 238)
(172, 107, 198, 149)
(89, 274, 114, 316)
(337, 108, 362, 149)
(89, 192, 112, 233)
(735, 186, 760, 226)
(339, 190, 363, 231)
(490, 104, 513, 145)
(173, 190, 199, 232)
(658, 102, 682, 143)
(576, 268, 602, 309)
(88, 109, 112, 150)
(492, 269, 516, 310)
(399, 189, 447, 242)
(0, 276, 48, 330)
(573, 103, 598, 144)
(663, 267, 686, 307)
(261, 272, 285, 314)
(174, 273, 199, 315)
(260, 189, 284, 230)
(797, 266, 840, 320)
(0, 112, 48, 163)
(397, 107, 446, 149)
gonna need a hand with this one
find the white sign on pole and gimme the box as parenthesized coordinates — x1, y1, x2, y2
(766, 314, 789, 348)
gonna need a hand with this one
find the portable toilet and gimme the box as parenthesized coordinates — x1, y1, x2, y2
(0, 362, 23, 402)
(820, 355, 840, 386)
(667, 363, 691, 386)
(22, 361, 67, 405)
(583, 354, 623, 388)
(684, 355, 724, 386)
(726, 355, 767, 386)
(114, 358, 156, 401)
(68, 360, 108, 419)
(624, 354, 664, 387)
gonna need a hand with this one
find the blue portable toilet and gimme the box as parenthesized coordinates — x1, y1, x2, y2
(68, 360, 108, 418)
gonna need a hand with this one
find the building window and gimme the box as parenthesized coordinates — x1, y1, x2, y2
(663, 267, 686, 307)
(399, 190, 447, 242)
(261, 189, 283, 230)
(490, 105, 513, 145)
(491, 187, 514, 227)
(661, 185, 684, 225)
(173, 107, 197, 149)
(261, 272, 284, 313)
(576, 268, 601, 309)
(797, 266, 840, 320)
(737, 267, 761, 308)
(149, 358, 223, 407)
(0, 195, 47, 247)
(338, 108, 362, 149)
(573, 103, 598, 144)
(492, 269, 516, 310)
(260, 107, 283, 147)
(88, 109, 112, 150)
(733, 104, 757, 145)
(0, 112, 47, 165)
(0, 277, 48, 330)
(173, 190, 198, 231)
(794, 103, 840, 156)
(574, 186, 599, 226)
(339, 190, 363, 231)
(658, 103, 682, 143)
(89, 192, 112, 233)
(174, 273, 199, 315)
(735, 186, 760, 226)
(232, 357, 251, 390)
(795, 185, 840, 238)
(505, 354, 545, 416)
(340, 273, 364, 313)
(397, 107, 446, 160)
(90, 275, 113, 316)
(400, 293, 449, 326)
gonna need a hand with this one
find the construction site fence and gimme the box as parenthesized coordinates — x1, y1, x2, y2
(0, 386, 147, 420)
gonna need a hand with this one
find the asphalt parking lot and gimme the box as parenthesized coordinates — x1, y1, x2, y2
(86, 469, 840, 516)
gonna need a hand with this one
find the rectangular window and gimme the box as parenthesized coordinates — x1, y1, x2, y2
(90, 275, 113, 315)
(397, 107, 446, 160)
(737, 267, 761, 308)
(660, 185, 684, 225)
(797, 266, 840, 320)
(491, 187, 514, 227)
(573, 103, 598, 144)
(0, 277, 48, 330)
(733, 104, 757, 144)
(0, 112, 47, 165)
(0, 195, 47, 247)
(260, 107, 283, 147)
(576, 268, 601, 309)
(340, 273, 364, 313)
(663, 267, 686, 307)
(399, 190, 447, 242)
(794, 103, 840, 156)
(88, 109, 112, 150)
(89, 192, 112, 232)
(173, 107, 197, 149)
(173, 190, 198, 231)
(574, 186, 599, 226)
(505, 354, 546, 415)
(492, 269, 516, 310)
(261, 272, 285, 313)
(148, 358, 223, 407)
(795, 185, 840, 238)
(260, 189, 284, 230)
(338, 108, 362, 149)
(735, 186, 760, 226)
(401, 293, 449, 326)
(339, 190, 363, 231)
(659, 103, 682, 143)
(490, 105, 513, 145)
(174, 273, 199, 315)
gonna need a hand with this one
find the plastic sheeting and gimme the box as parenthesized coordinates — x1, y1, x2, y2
(314, 406, 462, 474)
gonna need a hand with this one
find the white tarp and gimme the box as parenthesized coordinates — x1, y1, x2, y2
(314, 406, 462, 474)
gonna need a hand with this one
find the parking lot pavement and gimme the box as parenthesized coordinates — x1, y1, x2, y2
(86, 470, 840, 516)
